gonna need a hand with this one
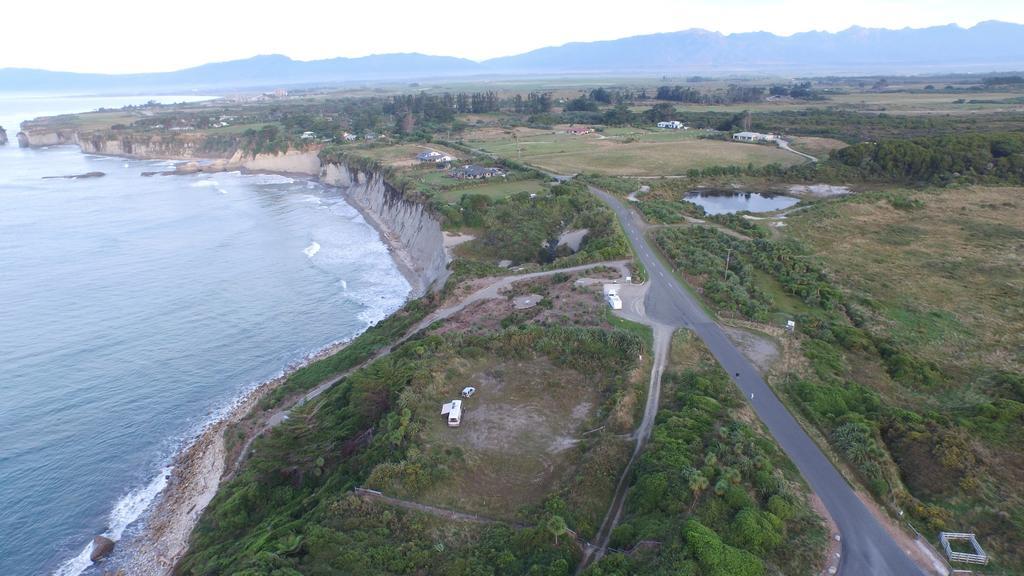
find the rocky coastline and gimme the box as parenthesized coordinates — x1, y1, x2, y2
(40, 140, 449, 574)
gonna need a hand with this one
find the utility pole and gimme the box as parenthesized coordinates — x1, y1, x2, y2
(723, 248, 732, 281)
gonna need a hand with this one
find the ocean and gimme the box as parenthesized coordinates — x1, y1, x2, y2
(0, 95, 410, 575)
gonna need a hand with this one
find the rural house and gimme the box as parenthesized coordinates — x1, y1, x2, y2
(450, 165, 505, 179)
(732, 131, 777, 143)
(565, 126, 594, 135)
(417, 150, 457, 164)
(657, 121, 685, 129)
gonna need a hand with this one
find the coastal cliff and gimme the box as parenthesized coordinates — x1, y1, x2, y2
(79, 132, 203, 159)
(17, 128, 77, 147)
(321, 161, 447, 295)
(22, 119, 444, 293)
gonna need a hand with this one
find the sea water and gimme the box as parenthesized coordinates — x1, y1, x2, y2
(0, 96, 410, 575)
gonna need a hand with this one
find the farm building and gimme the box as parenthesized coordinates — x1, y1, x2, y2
(657, 121, 685, 129)
(301, 131, 317, 140)
(450, 165, 505, 179)
(441, 399, 463, 427)
(565, 126, 594, 135)
(732, 131, 777, 143)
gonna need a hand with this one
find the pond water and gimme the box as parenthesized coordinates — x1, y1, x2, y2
(683, 191, 799, 215)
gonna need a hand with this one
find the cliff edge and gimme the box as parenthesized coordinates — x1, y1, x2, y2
(321, 162, 447, 296)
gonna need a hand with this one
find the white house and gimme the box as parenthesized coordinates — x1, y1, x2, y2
(441, 399, 463, 427)
(417, 150, 444, 162)
(657, 121, 684, 129)
(301, 131, 317, 140)
(342, 132, 358, 141)
(732, 131, 777, 143)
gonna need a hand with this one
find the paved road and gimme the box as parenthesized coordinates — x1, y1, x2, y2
(589, 185, 925, 576)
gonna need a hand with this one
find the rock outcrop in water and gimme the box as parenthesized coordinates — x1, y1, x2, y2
(43, 171, 106, 180)
(321, 162, 447, 295)
(0, 126, 7, 145)
(90, 535, 115, 561)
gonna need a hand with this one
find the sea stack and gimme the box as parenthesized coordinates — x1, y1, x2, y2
(90, 535, 115, 562)
(0, 126, 7, 146)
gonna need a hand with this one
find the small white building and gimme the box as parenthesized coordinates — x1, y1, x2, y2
(301, 131, 317, 140)
(657, 121, 684, 129)
(342, 132, 358, 141)
(441, 399, 463, 427)
(461, 386, 476, 398)
(786, 320, 796, 332)
(732, 131, 777, 143)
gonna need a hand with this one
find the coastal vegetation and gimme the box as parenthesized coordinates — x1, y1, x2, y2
(585, 333, 828, 576)
(646, 187, 1023, 572)
(180, 290, 648, 574)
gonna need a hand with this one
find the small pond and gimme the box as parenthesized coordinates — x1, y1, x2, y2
(683, 191, 800, 215)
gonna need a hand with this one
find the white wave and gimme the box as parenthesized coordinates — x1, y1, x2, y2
(123, 163, 130, 168)
(217, 188, 228, 195)
(53, 466, 170, 576)
(244, 174, 294, 186)
(190, 179, 218, 188)
(339, 280, 347, 290)
(303, 242, 321, 258)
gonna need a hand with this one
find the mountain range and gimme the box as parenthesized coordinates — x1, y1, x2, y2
(3, 21, 1023, 92)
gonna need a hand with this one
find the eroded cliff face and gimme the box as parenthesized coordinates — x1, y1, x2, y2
(78, 133, 206, 159)
(17, 128, 77, 148)
(78, 133, 322, 176)
(321, 162, 447, 295)
(230, 149, 321, 175)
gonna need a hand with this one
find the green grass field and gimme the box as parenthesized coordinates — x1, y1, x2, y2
(785, 186, 1023, 376)
(436, 178, 548, 203)
(465, 128, 801, 176)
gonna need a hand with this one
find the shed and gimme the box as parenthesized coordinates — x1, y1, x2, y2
(441, 399, 463, 427)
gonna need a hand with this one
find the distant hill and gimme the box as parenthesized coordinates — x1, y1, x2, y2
(485, 21, 1024, 74)
(0, 53, 481, 92)
(2, 21, 1023, 93)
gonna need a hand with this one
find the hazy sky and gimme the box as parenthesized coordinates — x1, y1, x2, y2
(4, 0, 1023, 73)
